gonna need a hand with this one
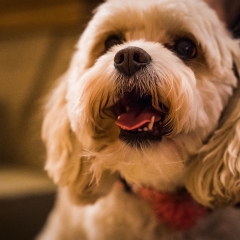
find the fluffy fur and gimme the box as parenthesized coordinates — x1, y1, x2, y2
(38, 0, 240, 239)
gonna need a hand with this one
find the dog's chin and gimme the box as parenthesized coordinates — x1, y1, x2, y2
(119, 128, 163, 147)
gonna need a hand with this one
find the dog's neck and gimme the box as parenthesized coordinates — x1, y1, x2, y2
(119, 179, 209, 231)
(137, 186, 210, 231)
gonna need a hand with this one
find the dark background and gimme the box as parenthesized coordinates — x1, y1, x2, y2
(0, 1, 101, 240)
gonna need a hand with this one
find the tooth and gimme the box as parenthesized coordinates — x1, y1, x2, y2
(131, 184, 140, 193)
(143, 127, 148, 132)
(118, 116, 121, 119)
(126, 106, 130, 112)
(138, 129, 143, 132)
(148, 116, 155, 131)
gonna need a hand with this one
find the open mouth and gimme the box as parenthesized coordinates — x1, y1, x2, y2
(114, 90, 168, 146)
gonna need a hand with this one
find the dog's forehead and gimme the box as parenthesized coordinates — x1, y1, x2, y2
(94, 0, 214, 39)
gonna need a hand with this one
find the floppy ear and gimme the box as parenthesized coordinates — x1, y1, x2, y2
(42, 74, 117, 205)
(185, 52, 240, 208)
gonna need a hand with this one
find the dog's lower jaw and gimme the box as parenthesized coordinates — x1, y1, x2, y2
(119, 128, 164, 148)
(85, 129, 205, 195)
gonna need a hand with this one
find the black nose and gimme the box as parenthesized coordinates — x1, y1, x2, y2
(114, 46, 151, 76)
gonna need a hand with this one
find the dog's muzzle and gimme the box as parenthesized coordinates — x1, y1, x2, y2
(113, 47, 168, 147)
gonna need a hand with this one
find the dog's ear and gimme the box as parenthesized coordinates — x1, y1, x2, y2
(185, 50, 240, 208)
(42, 75, 117, 205)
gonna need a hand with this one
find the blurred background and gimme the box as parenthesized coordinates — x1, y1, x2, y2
(0, 0, 101, 239)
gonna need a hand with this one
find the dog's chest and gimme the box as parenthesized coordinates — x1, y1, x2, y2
(58, 188, 240, 240)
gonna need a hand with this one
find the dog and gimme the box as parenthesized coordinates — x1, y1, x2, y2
(37, 0, 240, 239)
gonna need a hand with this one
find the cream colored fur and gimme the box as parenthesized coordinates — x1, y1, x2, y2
(38, 0, 240, 239)
(185, 65, 240, 208)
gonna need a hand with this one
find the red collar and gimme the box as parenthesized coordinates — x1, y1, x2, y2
(118, 180, 210, 231)
(137, 186, 210, 231)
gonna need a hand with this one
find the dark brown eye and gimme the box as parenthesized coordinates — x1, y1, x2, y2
(174, 38, 197, 60)
(105, 35, 123, 51)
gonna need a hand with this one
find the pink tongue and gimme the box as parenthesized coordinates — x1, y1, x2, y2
(116, 105, 161, 130)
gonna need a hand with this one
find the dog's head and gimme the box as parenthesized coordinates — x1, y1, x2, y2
(42, 0, 240, 206)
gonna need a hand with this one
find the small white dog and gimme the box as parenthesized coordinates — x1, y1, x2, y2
(38, 0, 240, 239)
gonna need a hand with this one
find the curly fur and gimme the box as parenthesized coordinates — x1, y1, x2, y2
(185, 71, 240, 208)
(38, 0, 240, 239)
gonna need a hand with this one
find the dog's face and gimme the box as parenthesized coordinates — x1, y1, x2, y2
(43, 0, 240, 205)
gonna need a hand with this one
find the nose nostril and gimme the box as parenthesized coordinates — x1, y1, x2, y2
(114, 53, 125, 64)
(133, 53, 140, 63)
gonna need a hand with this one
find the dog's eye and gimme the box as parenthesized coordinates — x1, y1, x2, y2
(105, 35, 123, 51)
(174, 38, 197, 60)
